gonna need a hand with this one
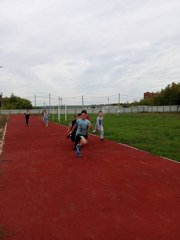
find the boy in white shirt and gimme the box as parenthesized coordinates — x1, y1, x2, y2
(92, 111, 104, 141)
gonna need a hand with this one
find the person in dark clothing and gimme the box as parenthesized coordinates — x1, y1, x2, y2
(67, 113, 81, 144)
(24, 110, 30, 126)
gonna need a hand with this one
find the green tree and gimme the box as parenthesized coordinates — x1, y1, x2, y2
(154, 82, 180, 105)
(1, 94, 32, 109)
(135, 82, 180, 106)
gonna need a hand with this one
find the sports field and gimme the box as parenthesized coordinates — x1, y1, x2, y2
(0, 115, 180, 240)
(52, 113, 180, 162)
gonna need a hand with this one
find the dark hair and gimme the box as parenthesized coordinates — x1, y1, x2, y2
(81, 109, 87, 114)
(77, 113, 82, 117)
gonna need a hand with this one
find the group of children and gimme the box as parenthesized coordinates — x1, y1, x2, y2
(24, 109, 49, 127)
(24, 108, 104, 157)
(67, 110, 104, 157)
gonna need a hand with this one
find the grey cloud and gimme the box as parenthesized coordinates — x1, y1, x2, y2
(0, 0, 180, 104)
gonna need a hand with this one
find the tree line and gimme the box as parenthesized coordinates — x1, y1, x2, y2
(0, 82, 179, 109)
(0, 93, 32, 109)
(133, 82, 180, 106)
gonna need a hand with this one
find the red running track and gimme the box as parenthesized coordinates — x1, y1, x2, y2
(0, 115, 180, 240)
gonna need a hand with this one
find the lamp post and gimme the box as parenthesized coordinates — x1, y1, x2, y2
(58, 97, 60, 122)
(0, 66, 3, 109)
(0, 92, 3, 110)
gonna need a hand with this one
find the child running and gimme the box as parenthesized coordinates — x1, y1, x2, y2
(67, 113, 81, 145)
(41, 109, 49, 127)
(24, 110, 30, 126)
(69, 112, 91, 157)
(92, 110, 104, 141)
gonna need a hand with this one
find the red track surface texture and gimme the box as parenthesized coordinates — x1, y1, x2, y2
(0, 115, 180, 240)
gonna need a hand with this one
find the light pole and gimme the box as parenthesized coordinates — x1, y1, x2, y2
(58, 97, 60, 122)
(0, 92, 3, 110)
(0, 66, 3, 109)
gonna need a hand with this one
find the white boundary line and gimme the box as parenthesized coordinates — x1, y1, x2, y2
(53, 123, 180, 164)
(119, 143, 180, 164)
(0, 122, 8, 157)
(90, 133, 179, 164)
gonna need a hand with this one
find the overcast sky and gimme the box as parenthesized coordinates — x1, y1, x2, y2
(0, 0, 180, 105)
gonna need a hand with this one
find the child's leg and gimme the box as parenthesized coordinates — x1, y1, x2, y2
(92, 126, 97, 134)
(100, 126, 104, 139)
(74, 135, 81, 156)
(74, 135, 80, 149)
(45, 118, 48, 126)
(76, 136, 87, 157)
(80, 136, 87, 146)
(43, 117, 46, 124)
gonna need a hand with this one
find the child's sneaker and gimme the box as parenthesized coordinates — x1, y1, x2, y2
(76, 144, 81, 157)
(76, 151, 82, 157)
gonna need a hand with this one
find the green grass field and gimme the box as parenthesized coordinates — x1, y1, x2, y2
(50, 113, 180, 162)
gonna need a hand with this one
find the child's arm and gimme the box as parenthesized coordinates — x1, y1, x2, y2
(67, 122, 72, 132)
(95, 117, 99, 129)
(69, 123, 77, 134)
(88, 122, 91, 131)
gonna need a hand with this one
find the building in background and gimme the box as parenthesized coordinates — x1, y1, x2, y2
(144, 92, 157, 99)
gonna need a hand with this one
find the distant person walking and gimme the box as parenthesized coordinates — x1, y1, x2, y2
(92, 110, 104, 141)
(24, 110, 30, 126)
(41, 109, 49, 127)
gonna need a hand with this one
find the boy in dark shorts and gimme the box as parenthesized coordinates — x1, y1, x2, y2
(69, 112, 91, 157)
